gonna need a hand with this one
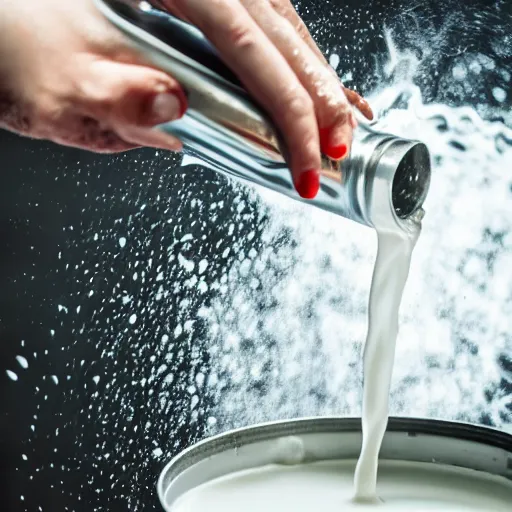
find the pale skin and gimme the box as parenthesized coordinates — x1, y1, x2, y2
(0, 0, 373, 199)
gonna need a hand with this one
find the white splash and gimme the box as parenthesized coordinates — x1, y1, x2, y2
(200, 38, 512, 432)
(6, 370, 19, 382)
(16, 356, 29, 369)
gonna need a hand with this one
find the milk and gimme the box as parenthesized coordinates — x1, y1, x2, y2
(354, 220, 422, 499)
(162, 186, 512, 511)
(170, 459, 512, 511)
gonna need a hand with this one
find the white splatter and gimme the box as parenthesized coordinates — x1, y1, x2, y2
(178, 253, 195, 272)
(329, 53, 340, 70)
(198, 259, 208, 274)
(16, 356, 29, 369)
(6, 370, 18, 381)
(492, 87, 506, 103)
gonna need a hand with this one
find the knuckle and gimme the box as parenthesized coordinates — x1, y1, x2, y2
(227, 21, 256, 50)
(37, 102, 65, 126)
(268, 0, 290, 16)
(78, 82, 113, 116)
(294, 19, 310, 41)
(29, 100, 66, 138)
(315, 79, 350, 117)
(268, 0, 309, 39)
(280, 88, 314, 120)
(268, 0, 283, 11)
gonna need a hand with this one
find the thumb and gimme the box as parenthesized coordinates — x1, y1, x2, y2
(82, 59, 187, 149)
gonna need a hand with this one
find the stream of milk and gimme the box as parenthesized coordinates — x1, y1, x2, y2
(180, 160, 424, 503)
(354, 222, 422, 500)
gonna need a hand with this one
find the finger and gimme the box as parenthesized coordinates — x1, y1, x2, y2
(78, 59, 186, 151)
(240, 0, 352, 161)
(343, 86, 374, 121)
(267, 0, 374, 121)
(268, 0, 329, 64)
(164, 0, 321, 199)
(150, 0, 192, 22)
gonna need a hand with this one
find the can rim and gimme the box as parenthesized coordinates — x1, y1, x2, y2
(157, 416, 512, 507)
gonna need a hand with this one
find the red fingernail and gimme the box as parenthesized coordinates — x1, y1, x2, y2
(319, 127, 348, 160)
(326, 143, 348, 160)
(296, 169, 320, 199)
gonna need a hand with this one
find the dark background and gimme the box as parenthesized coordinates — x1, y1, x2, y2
(1, 0, 511, 511)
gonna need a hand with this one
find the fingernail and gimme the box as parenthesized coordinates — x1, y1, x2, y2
(319, 127, 348, 160)
(296, 169, 320, 199)
(148, 92, 184, 125)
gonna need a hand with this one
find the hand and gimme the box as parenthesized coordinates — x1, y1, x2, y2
(0, 0, 373, 199)
(0, 0, 187, 154)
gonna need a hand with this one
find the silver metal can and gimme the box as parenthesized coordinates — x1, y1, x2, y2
(96, 0, 431, 233)
(157, 417, 512, 510)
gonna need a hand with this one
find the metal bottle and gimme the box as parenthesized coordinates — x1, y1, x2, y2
(95, 0, 431, 232)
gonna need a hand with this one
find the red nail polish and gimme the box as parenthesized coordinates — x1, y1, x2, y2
(296, 169, 320, 199)
(326, 143, 348, 160)
(319, 127, 348, 160)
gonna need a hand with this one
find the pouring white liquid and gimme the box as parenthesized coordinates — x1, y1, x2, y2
(354, 221, 421, 500)
(167, 213, 512, 510)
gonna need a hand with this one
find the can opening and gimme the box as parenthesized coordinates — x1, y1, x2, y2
(392, 142, 431, 219)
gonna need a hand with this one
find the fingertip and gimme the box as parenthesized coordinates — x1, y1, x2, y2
(85, 60, 187, 128)
(319, 127, 348, 160)
(319, 125, 351, 161)
(342, 86, 374, 121)
(295, 169, 320, 199)
(142, 89, 187, 127)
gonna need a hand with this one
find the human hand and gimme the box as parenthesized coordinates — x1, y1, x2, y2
(0, 0, 373, 199)
(0, 0, 188, 154)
